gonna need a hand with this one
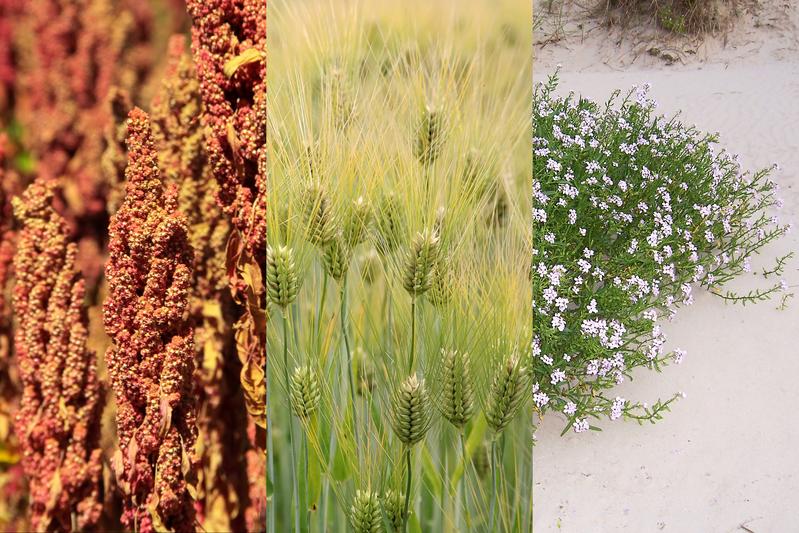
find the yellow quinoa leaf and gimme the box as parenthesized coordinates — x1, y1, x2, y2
(158, 396, 173, 438)
(0, 415, 10, 441)
(0, 447, 19, 464)
(203, 495, 233, 533)
(241, 261, 264, 296)
(146, 497, 172, 533)
(0, 430, 19, 464)
(223, 48, 263, 78)
(111, 449, 129, 494)
(203, 336, 223, 376)
(202, 300, 223, 322)
(226, 121, 242, 159)
(240, 357, 266, 427)
(45, 469, 62, 513)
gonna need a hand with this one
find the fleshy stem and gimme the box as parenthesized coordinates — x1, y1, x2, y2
(528, 416, 534, 533)
(403, 448, 412, 533)
(282, 311, 300, 533)
(340, 279, 360, 462)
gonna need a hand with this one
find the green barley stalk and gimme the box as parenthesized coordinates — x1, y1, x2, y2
(290, 365, 320, 529)
(437, 348, 475, 528)
(390, 374, 432, 532)
(402, 229, 439, 373)
(282, 311, 300, 533)
(267, 245, 300, 533)
(485, 353, 527, 530)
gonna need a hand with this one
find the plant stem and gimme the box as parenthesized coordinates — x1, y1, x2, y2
(403, 448, 412, 533)
(266, 362, 276, 533)
(340, 280, 360, 462)
(315, 271, 329, 347)
(459, 431, 469, 530)
(386, 288, 393, 359)
(283, 311, 301, 533)
(408, 297, 417, 373)
(489, 439, 497, 532)
(320, 430, 337, 533)
(303, 433, 310, 531)
(528, 415, 534, 533)
(440, 431, 447, 532)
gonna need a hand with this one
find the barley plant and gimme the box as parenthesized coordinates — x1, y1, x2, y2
(267, 1, 532, 531)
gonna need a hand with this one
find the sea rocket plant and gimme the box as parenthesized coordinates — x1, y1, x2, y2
(532, 74, 792, 434)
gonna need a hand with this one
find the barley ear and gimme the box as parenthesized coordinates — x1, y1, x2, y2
(322, 233, 350, 282)
(343, 195, 373, 248)
(473, 441, 491, 479)
(414, 104, 446, 166)
(350, 490, 383, 533)
(382, 490, 406, 531)
(438, 349, 474, 428)
(289, 365, 320, 420)
(355, 348, 376, 396)
(484, 353, 527, 434)
(390, 374, 432, 446)
(266, 245, 298, 309)
(428, 252, 452, 308)
(402, 229, 440, 297)
(324, 64, 354, 131)
(360, 249, 381, 285)
(302, 182, 337, 246)
(375, 192, 404, 255)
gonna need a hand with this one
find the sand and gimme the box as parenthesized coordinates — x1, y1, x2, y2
(533, 3, 799, 531)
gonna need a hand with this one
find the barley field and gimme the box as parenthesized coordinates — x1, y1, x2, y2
(267, 1, 532, 531)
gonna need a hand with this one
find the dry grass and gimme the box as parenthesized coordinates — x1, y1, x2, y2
(597, 0, 742, 34)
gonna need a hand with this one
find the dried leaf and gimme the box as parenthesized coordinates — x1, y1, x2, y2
(223, 48, 263, 78)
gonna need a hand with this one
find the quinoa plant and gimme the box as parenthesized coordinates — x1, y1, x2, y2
(0, 1, 268, 530)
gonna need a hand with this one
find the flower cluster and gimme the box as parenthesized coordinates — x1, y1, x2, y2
(11, 180, 103, 531)
(187, 4, 267, 528)
(0, 132, 23, 524)
(151, 34, 252, 533)
(152, 35, 230, 303)
(0, 132, 17, 361)
(103, 108, 197, 533)
(186, 0, 266, 267)
(0, 0, 21, 115)
(100, 86, 133, 217)
(16, 0, 149, 217)
(532, 74, 792, 434)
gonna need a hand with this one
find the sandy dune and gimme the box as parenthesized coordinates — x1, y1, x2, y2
(534, 3, 799, 531)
